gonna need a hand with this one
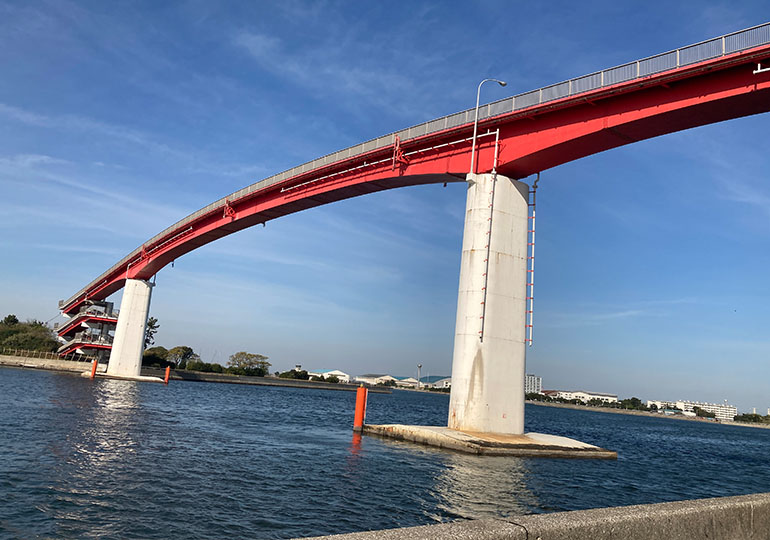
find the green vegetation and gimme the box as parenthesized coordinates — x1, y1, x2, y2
(734, 413, 770, 424)
(144, 317, 159, 348)
(167, 346, 200, 370)
(619, 397, 645, 410)
(226, 351, 271, 377)
(526, 392, 652, 411)
(693, 406, 716, 419)
(279, 369, 309, 380)
(310, 374, 340, 383)
(142, 345, 270, 377)
(143, 346, 172, 367)
(377, 379, 397, 387)
(0, 314, 58, 352)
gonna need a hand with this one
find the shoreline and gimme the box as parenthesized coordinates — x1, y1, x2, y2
(0, 354, 390, 394)
(527, 400, 770, 431)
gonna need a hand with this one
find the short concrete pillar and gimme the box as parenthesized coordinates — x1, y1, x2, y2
(107, 279, 154, 377)
(448, 173, 529, 435)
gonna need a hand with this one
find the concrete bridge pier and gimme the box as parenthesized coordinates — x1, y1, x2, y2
(364, 172, 614, 456)
(107, 278, 154, 378)
(448, 172, 528, 435)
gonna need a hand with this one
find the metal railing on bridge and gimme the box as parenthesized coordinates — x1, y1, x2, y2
(62, 22, 770, 310)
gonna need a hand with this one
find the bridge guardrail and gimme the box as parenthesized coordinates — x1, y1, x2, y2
(61, 22, 770, 310)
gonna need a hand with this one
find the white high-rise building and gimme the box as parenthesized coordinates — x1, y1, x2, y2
(525, 374, 542, 394)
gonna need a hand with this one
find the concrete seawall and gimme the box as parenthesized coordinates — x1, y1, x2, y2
(0, 354, 104, 373)
(302, 492, 770, 539)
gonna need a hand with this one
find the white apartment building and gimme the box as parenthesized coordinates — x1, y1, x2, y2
(548, 390, 618, 403)
(648, 399, 737, 422)
(525, 374, 542, 394)
(646, 400, 679, 410)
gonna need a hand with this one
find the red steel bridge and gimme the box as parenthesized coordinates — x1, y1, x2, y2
(58, 23, 770, 357)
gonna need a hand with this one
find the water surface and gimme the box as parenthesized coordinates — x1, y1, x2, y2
(1, 367, 768, 539)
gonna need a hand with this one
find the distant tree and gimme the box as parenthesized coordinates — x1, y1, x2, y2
(226, 351, 271, 377)
(144, 317, 159, 349)
(186, 360, 224, 373)
(734, 413, 768, 423)
(167, 346, 199, 369)
(142, 346, 170, 367)
(310, 375, 324, 382)
(279, 369, 309, 380)
(325, 375, 340, 384)
(693, 406, 716, 419)
(0, 318, 58, 352)
(619, 397, 646, 411)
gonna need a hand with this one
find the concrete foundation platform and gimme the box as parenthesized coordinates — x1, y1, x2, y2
(80, 371, 165, 383)
(363, 424, 616, 459)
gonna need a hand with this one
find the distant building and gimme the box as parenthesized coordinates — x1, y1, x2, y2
(307, 369, 350, 383)
(394, 376, 418, 388)
(546, 390, 618, 403)
(419, 375, 451, 389)
(649, 399, 737, 422)
(355, 374, 397, 386)
(525, 374, 542, 394)
(429, 377, 451, 389)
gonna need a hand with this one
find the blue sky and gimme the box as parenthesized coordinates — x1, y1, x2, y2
(1, 1, 768, 411)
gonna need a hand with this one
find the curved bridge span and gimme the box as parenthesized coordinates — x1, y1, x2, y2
(60, 23, 770, 316)
(59, 25, 770, 432)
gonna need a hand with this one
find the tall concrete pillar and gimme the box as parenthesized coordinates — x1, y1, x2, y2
(448, 173, 529, 435)
(107, 279, 153, 377)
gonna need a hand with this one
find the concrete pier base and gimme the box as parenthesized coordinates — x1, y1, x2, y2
(363, 424, 616, 459)
(81, 371, 165, 383)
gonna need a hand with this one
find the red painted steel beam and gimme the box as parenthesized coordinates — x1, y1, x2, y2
(58, 343, 113, 356)
(57, 315, 118, 338)
(59, 44, 770, 315)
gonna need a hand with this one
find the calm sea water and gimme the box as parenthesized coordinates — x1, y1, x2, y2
(1, 367, 769, 539)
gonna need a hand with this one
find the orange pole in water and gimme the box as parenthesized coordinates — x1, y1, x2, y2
(90, 359, 98, 379)
(164, 366, 170, 385)
(353, 385, 368, 432)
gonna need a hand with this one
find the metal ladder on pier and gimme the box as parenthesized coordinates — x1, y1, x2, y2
(525, 174, 540, 347)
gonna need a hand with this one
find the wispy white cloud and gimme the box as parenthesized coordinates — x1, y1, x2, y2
(0, 102, 269, 180)
(541, 297, 701, 328)
(0, 242, 124, 257)
(232, 30, 442, 119)
(543, 308, 649, 328)
(167, 267, 364, 320)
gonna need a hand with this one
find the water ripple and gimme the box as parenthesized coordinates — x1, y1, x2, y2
(2, 367, 770, 538)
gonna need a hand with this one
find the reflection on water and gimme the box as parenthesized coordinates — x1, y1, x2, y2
(430, 454, 539, 520)
(80, 380, 142, 467)
(42, 378, 147, 535)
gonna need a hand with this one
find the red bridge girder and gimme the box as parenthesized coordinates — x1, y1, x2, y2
(59, 41, 770, 315)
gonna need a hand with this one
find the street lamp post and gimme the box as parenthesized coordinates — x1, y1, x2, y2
(469, 78, 507, 176)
